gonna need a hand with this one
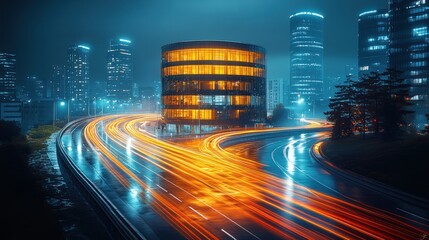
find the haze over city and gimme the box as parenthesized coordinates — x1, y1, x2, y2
(1, 0, 428, 239)
(2, 0, 386, 85)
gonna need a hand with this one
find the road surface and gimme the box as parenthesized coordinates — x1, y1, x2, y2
(58, 114, 429, 239)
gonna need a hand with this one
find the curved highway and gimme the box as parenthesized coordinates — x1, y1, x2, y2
(58, 114, 429, 239)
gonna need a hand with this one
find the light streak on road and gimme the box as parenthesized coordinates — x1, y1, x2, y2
(78, 114, 429, 239)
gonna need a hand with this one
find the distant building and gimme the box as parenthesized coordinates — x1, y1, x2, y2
(0, 102, 22, 125)
(106, 38, 133, 101)
(132, 82, 140, 99)
(26, 76, 45, 101)
(22, 99, 55, 131)
(324, 75, 342, 99)
(289, 12, 324, 117)
(161, 41, 266, 133)
(66, 44, 90, 114)
(0, 53, 17, 101)
(389, 0, 429, 124)
(267, 78, 284, 116)
(345, 65, 358, 82)
(141, 86, 157, 113)
(358, 9, 389, 79)
(48, 65, 66, 100)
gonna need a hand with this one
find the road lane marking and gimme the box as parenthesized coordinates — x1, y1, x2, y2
(221, 229, 237, 240)
(169, 193, 182, 202)
(156, 184, 168, 193)
(396, 208, 429, 221)
(143, 175, 153, 182)
(189, 206, 208, 220)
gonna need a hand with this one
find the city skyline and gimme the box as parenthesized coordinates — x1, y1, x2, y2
(1, 0, 386, 86)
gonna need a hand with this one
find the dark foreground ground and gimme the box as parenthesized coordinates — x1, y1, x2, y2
(323, 134, 429, 200)
(0, 140, 64, 239)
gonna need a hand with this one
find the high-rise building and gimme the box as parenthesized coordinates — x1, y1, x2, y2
(358, 10, 390, 79)
(66, 44, 90, 114)
(389, 0, 429, 124)
(106, 38, 133, 101)
(289, 12, 324, 117)
(161, 41, 266, 133)
(0, 53, 17, 101)
(267, 78, 284, 116)
(48, 65, 66, 100)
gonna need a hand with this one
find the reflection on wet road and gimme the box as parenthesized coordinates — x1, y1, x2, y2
(60, 114, 429, 239)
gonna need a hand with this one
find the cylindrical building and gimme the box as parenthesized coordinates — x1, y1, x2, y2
(161, 41, 266, 133)
(289, 12, 324, 117)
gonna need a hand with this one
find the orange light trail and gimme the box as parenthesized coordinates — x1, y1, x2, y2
(81, 114, 429, 239)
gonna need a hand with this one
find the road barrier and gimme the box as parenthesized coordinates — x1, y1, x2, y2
(56, 119, 146, 240)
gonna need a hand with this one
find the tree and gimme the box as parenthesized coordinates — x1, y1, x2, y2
(352, 72, 384, 138)
(380, 68, 413, 140)
(325, 83, 354, 140)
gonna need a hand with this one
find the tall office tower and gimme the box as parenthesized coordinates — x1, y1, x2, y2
(267, 78, 284, 116)
(389, 0, 429, 124)
(106, 38, 133, 101)
(0, 53, 17, 101)
(358, 10, 390, 79)
(48, 65, 66, 100)
(66, 44, 90, 114)
(289, 12, 324, 117)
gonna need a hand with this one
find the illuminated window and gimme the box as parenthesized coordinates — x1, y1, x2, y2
(163, 48, 264, 64)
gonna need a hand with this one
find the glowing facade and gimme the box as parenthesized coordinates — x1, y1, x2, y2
(389, 0, 429, 124)
(289, 12, 324, 116)
(107, 38, 133, 101)
(161, 41, 266, 133)
(358, 10, 389, 78)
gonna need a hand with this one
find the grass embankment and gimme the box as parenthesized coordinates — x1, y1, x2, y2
(27, 125, 61, 151)
(323, 134, 429, 200)
(0, 122, 63, 239)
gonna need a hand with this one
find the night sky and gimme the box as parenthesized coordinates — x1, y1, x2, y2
(1, 0, 387, 87)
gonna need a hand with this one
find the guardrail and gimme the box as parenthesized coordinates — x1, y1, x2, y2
(56, 119, 146, 240)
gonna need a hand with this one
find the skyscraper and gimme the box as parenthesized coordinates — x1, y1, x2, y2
(389, 0, 429, 124)
(358, 9, 389, 79)
(0, 53, 17, 101)
(267, 78, 284, 116)
(289, 12, 324, 117)
(106, 38, 133, 101)
(66, 44, 90, 114)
